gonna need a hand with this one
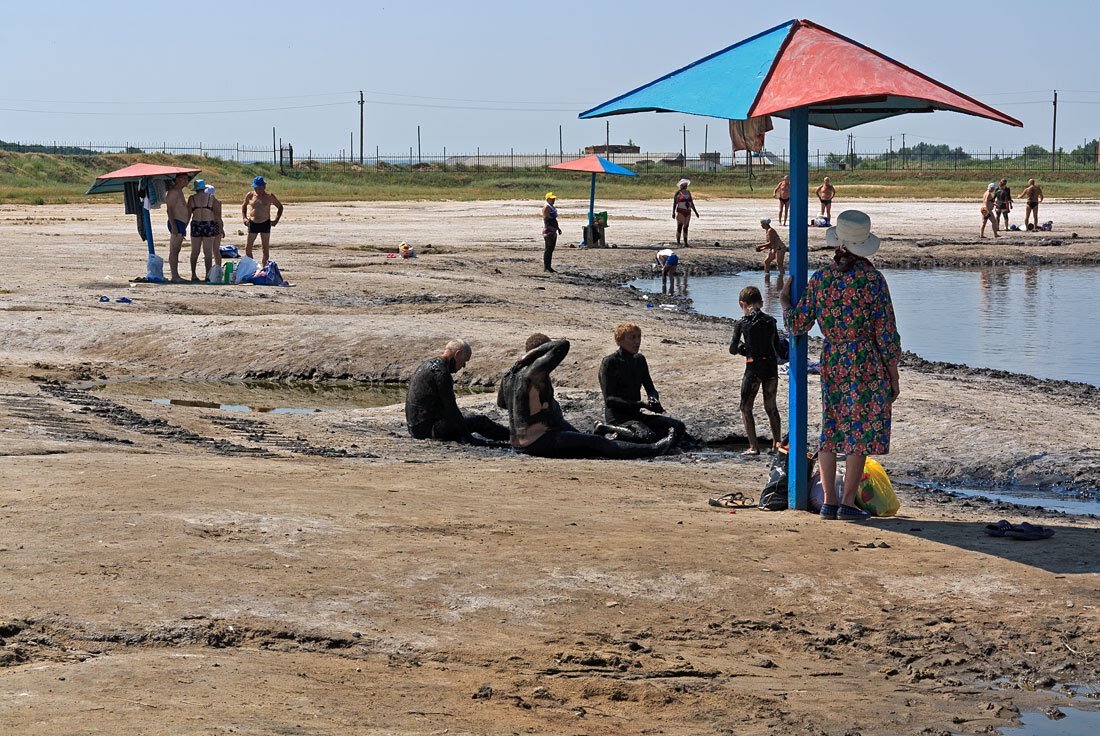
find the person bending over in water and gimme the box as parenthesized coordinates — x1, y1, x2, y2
(596, 323, 687, 446)
(756, 218, 787, 278)
(504, 334, 673, 459)
(405, 339, 509, 445)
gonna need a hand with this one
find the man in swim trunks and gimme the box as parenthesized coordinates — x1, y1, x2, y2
(655, 248, 679, 294)
(673, 179, 700, 247)
(187, 179, 219, 282)
(994, 178, 1013, 230)
(165, 173, 192, 283)
(773, 175, 790, 225)
(816, 177, 835, 221)
(504, 333, 673, 459)
(756, 218, 787, 278)
(405, 339, 509, 444)
(242, 175, 284, 266)
(981, 183, 1000, 239)
(1019, 178, 1043, 230)
(596, 323, 687, 446)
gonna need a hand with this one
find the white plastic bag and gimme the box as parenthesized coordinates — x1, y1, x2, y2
(208, 264, 222, 284)
(234, 256, 258, 283)
(146, 253, 164, 281)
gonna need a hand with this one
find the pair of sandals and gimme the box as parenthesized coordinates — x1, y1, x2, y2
(708, 492, 756, 508)
(984, 520, 1056, 540)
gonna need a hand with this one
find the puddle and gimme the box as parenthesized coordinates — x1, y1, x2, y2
(930, 484, 1099, 516)
(1001, 706, 1100, 735)
(82, 379, 490, 415)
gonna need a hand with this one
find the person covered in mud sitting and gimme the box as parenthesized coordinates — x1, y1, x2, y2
(596, 323, 686, 446)
(405, 339, 510, 445)
(503, 333, 673, 459)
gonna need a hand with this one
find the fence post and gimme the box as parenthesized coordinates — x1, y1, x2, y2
(511, 147, 514, 172)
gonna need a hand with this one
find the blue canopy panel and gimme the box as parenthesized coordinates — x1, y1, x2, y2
(596, 157, 639, 176)
(579, 21, 793, 120)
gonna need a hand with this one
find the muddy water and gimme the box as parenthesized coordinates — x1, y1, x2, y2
(83, 379, 486, 414)
(630, 265, 1100, 387)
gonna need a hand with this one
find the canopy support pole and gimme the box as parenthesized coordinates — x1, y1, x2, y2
(787, 107, 809, 510)
(143, 207, 156, 256)
(588, 173, 596, 225)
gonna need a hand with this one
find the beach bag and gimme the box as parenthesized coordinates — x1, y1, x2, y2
(208, 264, 222, 284)
(219, 244, 239, 258)
(146, 253, 164, 282)
(234, 256, 259, 283)
(758, 445, 817, 511)
(808, 470, 845, 513)
(854, 458, 900, 517)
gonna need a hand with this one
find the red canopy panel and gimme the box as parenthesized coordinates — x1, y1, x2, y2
(96, 163, 202, 180)
(751, 21, 1021, 127)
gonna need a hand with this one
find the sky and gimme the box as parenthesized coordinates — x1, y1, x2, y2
(2, 0, 1097, 157)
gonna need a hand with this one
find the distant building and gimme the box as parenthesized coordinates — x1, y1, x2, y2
(584, 144, 641, 155)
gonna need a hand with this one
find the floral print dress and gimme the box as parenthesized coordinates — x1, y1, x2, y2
(784, 259, 902, 455)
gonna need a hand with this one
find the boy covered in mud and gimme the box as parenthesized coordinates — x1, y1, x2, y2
(597, 323, 687, 446)
(730, 285, 784, 456)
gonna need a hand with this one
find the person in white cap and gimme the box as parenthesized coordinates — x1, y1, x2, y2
(981, 182, 1000, 239)
(672, 179, 700, 247)
(779, 210, 902, 522)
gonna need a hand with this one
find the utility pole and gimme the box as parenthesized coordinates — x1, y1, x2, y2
(681, 125, 688, 158)
(605, 120, 610, 158)
(559, 125, 563, 162)
(272, 127, 276, 165)
(703, 124, 708, 169)
(1051, 89, 1058, 172)
(417, 125, 422, 164)
(359, 91, 364, 164)
(901, 132, 906, 169)
(888, 136, 893, 171)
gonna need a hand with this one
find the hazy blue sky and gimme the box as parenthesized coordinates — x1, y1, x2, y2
(2, 0, 1096, 155)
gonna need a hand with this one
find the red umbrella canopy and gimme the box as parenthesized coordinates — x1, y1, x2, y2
(549, 155, 638, 176)
(86, 163, 202, 195)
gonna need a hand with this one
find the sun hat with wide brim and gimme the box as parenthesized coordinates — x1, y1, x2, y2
(825, 210, 880, 257)
(678, 179, 690, 188)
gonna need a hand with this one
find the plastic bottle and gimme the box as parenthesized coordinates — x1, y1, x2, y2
(224, 262, 235, 284)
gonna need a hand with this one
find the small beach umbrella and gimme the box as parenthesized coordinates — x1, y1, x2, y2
(86, 163, 202, 255)
(549, 154, 638, 226)
(580, 19, 1021, 509)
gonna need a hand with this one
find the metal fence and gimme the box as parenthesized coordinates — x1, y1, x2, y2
(3, 141, 1099, 173)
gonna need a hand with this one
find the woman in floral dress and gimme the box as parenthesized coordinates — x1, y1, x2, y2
(780, 210, 902, 521)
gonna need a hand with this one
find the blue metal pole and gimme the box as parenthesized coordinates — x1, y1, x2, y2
(143, 207, 156, 256)
(787, 108, 809, 510)
(588, 173, 596, 225)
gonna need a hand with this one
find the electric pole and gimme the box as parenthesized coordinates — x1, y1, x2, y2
(559, 125, 563, 162)
(605, 120, 610, 157)
(681, 125, 689, 158)
(359, 91, 364, 164)
(1052, 90, 1058, 172)
(901, 133, 906, 168)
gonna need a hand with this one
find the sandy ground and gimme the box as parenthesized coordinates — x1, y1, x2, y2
(0, 198, 1098, 735)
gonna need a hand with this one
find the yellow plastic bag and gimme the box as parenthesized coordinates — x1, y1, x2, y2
(854, 458, 900, 517)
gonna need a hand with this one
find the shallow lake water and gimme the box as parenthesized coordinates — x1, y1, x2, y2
(630, 265, 1100, 387)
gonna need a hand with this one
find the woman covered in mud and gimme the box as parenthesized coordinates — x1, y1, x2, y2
(780, 210, 901, 522)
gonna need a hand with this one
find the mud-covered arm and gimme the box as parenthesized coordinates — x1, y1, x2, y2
(435, 369, 470, 440)
(729, 319, 745, 355)
(515, 339, 570, 376)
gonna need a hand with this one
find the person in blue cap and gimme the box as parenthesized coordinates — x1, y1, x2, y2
(241, 175, 283, 266)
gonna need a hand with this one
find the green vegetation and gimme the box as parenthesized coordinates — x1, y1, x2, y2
(2, 151, 1099, 205)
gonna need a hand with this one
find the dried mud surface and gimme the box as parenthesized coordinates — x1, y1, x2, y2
(0, 198, 1098, 735)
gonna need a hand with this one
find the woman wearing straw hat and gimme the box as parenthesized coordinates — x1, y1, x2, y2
(780, 210, 902, 522)
(541, 192, 562, 273)
(672, 179, 700, 247)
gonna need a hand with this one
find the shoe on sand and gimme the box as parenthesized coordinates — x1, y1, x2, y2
(819, 503, 839, 520)
(837, 504, 870, 522)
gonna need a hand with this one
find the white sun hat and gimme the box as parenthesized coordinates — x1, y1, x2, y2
(825, 210, 880, 257)
(678, 178, 690, 187)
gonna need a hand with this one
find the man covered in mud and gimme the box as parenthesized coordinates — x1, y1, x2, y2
(596, 323, 687, 446)
(405, 339, 509, 444)
(502, 333, 673, 459)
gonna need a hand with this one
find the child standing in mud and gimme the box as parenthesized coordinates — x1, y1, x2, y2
(730, 285, 784, 456)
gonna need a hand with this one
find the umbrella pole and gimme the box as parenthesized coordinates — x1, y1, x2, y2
(588, 173, 596, 226)
(787, 108, 809, 511)
(143, 207, 156, 256)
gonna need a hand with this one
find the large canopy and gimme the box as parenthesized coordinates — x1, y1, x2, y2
(85, 163, 201, 195)
(578, 19, 1020, 510)
(580, 19, 1021, 130)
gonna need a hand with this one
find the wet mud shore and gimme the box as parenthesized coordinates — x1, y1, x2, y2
(0, 199, 1098, 735)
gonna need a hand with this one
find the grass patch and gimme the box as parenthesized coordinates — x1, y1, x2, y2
(2, 151, 1099, 205)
